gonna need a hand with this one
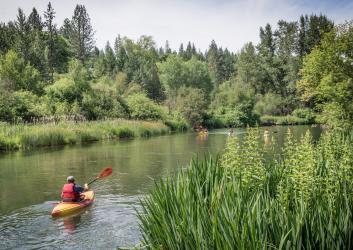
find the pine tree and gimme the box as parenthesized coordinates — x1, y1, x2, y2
(69, 4, 95, 63)
(178, 43, 185, 58)
(114, 35, 126, 72)
(44, 2, 57, 82)
(185, 41, 192, 60)
(28, 8, 43, 31)
(104, 41, 116, 76)
(207, 40, 223, 89)
(14, 8, 30, 61)
(164, 40, 172, 54)
(257, 23, 278, 94)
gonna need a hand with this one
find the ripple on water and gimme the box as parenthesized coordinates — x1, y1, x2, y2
(0, 194, 143, 249)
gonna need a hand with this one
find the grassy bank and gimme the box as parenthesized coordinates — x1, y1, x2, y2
(0, 119, 170, 151)
(139, 128, 353, 249)
(260, 115, 315, 126)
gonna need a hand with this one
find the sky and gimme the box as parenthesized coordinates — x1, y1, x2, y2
(0, 0, 352, 52)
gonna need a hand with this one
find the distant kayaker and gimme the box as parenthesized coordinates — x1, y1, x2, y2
(61, 176, 89, 202)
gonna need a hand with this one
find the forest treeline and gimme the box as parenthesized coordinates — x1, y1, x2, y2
(0, 3, 352, 129)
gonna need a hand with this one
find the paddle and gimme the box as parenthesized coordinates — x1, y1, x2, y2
(87, 166, 113, 186)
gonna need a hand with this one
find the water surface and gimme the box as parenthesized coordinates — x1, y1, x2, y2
(0, 125, 322, 249)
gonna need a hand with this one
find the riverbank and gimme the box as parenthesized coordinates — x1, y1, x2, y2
(0, 119, 173, 151)
(260, 115, 316, 126)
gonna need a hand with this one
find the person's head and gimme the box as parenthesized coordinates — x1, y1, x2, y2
(67, 176, 75, 183)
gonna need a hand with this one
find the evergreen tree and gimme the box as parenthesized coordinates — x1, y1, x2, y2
(185, 41, 193, 60)
(257, 24, 278, 94)
(104, 41, 116, 76)
(44, 2, 57, 82)
(178, 43, 185, 58)
(114, 35, 126, 72)
(28, 8, 43, 31)
(207, 40, 223, 90)
(60, 18, 72, 39)
(69, 5, 95, 63)
(164, 40, 172, 54)
(0, 22, 16, 54)
(14, 8, 31, 61)
(236, 42, 261, 93)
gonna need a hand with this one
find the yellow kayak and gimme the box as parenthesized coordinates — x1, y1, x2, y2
(51, 190, 94, 217)
(198, 131, 208, 136)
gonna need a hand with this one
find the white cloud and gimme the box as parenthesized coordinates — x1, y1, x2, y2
(0, 0, 352, 52)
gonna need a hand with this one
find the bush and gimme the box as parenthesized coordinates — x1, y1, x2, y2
(292, 108, 315, 123)
(164, 119, 189, 132)
(126, 93, 166, 120)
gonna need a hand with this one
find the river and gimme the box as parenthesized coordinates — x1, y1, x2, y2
(0, 125, 322, 249)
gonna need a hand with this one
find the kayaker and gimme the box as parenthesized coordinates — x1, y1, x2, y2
(61, 176, 89, 202)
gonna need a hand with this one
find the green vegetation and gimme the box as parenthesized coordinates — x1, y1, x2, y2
(139, 128, 353, 249)
(0, 119, 169, 151)
(1, 5, 351, 129)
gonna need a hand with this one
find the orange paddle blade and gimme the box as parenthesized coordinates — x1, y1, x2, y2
(98, 167, 113, 178)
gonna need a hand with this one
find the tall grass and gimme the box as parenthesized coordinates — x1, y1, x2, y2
(139, 128, 353, 249)
(0, 119, 170, 151)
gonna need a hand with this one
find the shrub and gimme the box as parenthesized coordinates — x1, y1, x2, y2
(126, 93, 166, 120)
(164, 119, 189, 132)
(292, 108, 315, 123)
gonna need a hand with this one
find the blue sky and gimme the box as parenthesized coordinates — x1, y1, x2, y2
(0, 0, 352, 52)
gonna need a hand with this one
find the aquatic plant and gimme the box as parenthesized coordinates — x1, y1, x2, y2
(139, 128, 353, 249)
(0, 119, 170, 151)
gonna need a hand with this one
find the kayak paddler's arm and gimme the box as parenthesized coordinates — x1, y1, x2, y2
(84, 183, 89, 191)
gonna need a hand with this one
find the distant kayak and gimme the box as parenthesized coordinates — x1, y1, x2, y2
(51, 190, 94, 217)
(198, 131, 208, 136)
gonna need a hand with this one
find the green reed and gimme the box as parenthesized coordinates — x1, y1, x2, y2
(0, 119, 169, 151)
(139, 128, 353, 249)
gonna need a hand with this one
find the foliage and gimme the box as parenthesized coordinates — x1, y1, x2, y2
(81, 81, 129, 120)
(175, 86, 207, 128)
(0, 50, 40, 93)
(0, 4, 345, 128)
(126, 93, 166, 121)
(211, 80, 259, 127)
(254, 92, 286, 115)
(297, 22, 353, 129)
(139, 129, 353, 249)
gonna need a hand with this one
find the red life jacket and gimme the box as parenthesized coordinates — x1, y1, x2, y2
(61, 183, 80, 200)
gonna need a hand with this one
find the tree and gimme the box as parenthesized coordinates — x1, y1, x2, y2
(0, 22, 16, 54)
(104, 41, 116, 76)
(178, 43, 185, 59)
(0, 50, 40, 93)
(114, 35, 127, 72)
(210, 80, 259, 127)
(297, 14, 334, 58)
(257, 24, 278, 94)
(236, 43, 262, 93)
(207, 40, 223, 89)
(164, 40, 172, 54)
(297, 22, 353, 129)
(126, 93, 166, 120)
(44, 2, 57, 82)
(274, 20, 300, 106)
(175, 86, 207, 127)
(185, 57, 212, 92)
(67, 5, 95, 63)
(14, 8, 31, 62)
